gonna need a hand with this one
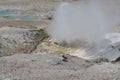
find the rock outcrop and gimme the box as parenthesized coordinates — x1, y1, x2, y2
(0, 27, 47, 56)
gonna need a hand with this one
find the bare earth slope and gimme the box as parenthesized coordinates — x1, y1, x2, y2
(0, 53, 120, 80)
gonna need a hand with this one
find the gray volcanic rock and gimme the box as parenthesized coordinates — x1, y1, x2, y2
(0, 53, 93, 80)
(0, 27, 47, 56)
(0, 53, 120, 80)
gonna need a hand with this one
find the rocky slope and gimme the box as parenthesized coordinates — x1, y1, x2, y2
(0, 27, 47, 56)
(0, 53, 120, 80)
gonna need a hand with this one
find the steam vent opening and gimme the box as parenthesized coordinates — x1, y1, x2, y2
(46, 0, 120, 61)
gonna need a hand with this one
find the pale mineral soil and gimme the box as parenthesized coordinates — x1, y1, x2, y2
(0, 0, 79, 29)
(0, 0, 120, 80)
(0, 53, 120, 80)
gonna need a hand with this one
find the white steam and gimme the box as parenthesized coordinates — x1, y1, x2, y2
(47, 0, 120, 45)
